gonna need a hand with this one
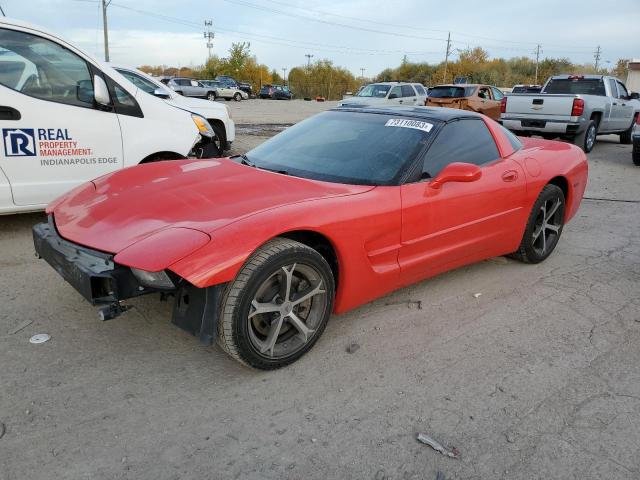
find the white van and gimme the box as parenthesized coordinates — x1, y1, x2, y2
(0, 18, 219, 214)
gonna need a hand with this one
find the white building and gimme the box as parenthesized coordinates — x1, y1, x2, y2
(627, 59, 640, 93)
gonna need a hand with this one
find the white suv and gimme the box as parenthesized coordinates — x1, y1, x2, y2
(341, 82, 428, 107)
(112, 65, 235, 152)
(0, 18, 219, 214)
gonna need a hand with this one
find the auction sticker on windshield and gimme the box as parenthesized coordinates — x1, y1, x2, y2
(385, 118, 434, 133)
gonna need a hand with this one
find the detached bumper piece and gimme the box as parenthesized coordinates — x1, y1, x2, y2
(33, 219, 149, 306)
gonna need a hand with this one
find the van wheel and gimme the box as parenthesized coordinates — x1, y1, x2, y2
(217, 238, 335, 370)
(573, 120, 597, 153)
(234, 92, 242, 101)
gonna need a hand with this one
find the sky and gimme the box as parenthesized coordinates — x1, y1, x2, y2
(1, 0, 639, 77)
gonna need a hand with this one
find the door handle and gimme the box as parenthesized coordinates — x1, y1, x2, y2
(502, 170, 518, 182)
(0, 106, 21, 120)
(612, 102, 617, 105)
(398, 100, 403, 103)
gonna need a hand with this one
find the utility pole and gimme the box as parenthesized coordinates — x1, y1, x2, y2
(282, 68, 287, 86)
(101, 0, 111, 62)
(594, 45, 602, 71)
(204, 20, 214, 60)
(534, 44, 542, 84)
(305, 54, 314, 68)
(442, 32, 451, 83)
(360, 68, 366, 79)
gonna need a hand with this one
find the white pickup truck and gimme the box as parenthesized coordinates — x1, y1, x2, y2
(500, 74, 640, 152)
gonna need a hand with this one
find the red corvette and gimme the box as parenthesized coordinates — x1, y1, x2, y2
(33, 106, 588, 369)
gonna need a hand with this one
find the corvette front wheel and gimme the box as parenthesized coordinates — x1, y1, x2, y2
(511, 184, 565, 264)
(217, 238, 335, 370)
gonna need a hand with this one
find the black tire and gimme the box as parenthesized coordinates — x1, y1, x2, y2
(217, 238, 335, 370)
(620, 117, 635, 144)
(206, 91, 216, 101)
(195, 139, 221, 159)
(510, 184, 565, 264)
(633, 140, 640, 166)
(233, 92, 242, 101)
(208, 122, 226, 152)
(573, 120, 597, 153)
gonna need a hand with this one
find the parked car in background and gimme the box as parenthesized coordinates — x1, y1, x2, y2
(112, 65, 235, 153)
(632, 117, 640, 165)
(259, 84, 293, 100)
(160, 77, 217, 101)
(200, 80, 248, 101)
(33, 106, 588, 369)
(215, 75, 239, 87)
(425, 84, 504, 120)
(238, 81, 253, 97)
(0, 17, 218, 215)
(340, 82, 427, 106)
(500, 74, 640, 152)
(511, 84, 542, 94)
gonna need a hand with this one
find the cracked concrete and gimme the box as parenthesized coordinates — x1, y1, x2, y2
(0, 100, 639, 480)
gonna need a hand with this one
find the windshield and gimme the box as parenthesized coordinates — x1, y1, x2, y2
(543, 78, 606, 96)
(428, 86, 476, 98)
(116, 69, 170, 96)
(356, 84, 391, 98)
(243, 111, 436, 185)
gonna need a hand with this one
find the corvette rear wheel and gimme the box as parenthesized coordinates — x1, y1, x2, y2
(511, 184, 565, 264)
(217, 238, 335, 369)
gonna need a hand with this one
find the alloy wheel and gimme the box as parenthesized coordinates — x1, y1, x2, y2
(531, 197, 563, 256)
(247, 262, 327, 359)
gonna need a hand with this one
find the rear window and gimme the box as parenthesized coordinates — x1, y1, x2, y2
(428, 86, 476, 98)
(543, 78, 606, 96)
(356, 84, 391, 98)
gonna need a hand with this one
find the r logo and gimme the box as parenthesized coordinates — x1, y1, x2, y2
(3, 128, 37, 157)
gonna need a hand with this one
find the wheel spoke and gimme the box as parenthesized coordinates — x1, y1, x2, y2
(540, 227, 547, 253)
(259, 315, 285, 357)
(545, 199, 560, 222)
(291, 280, 325, 306)
(248, 299, 281, 319)
(545, 224, 560, 233)
(532, 224, 544, 240)
(280, 263, 296, 301)
(287, 312, 315, 343)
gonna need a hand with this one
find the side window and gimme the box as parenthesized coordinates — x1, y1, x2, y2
(414, 85, 426, 96)
(388, 86, 401, 98)
(477, 87, 491, 99)
(608, 79, 619, 98)
(491, 87, 504, 100)
(177, 79, 189, 86)
(0, 27, 94, 108)
(616, 81, 629, 99)
(423, 120, 500, 178)
(190, 80, 199, 87)
(401, 85, 416, 97)
(105, 76, 143, 118)
(117, 70, 157, 94)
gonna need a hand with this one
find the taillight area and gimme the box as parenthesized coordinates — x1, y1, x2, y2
(571, 98, 585, 117)
(500, 97, 507, 114)
(636, 114, 640, 125)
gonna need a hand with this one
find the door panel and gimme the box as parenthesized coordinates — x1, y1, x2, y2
(399, 158, 526, 284)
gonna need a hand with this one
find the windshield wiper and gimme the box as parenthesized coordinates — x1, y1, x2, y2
(238, 154, 256, 167)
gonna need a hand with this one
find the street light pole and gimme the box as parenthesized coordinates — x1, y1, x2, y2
(101, 0, 111, 62)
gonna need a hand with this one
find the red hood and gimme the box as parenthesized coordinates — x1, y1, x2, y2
(51, 158, 373, 253)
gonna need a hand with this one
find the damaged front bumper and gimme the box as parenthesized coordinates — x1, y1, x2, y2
(33, 218, 151, 305)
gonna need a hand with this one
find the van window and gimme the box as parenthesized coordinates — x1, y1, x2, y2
(401, 85, 416, 97)
(0, 28, 94, 108)
(414, 85, 427, 96)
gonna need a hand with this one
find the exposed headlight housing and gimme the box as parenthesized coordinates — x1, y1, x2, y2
(191, 114, 215, 138)
(131, 268, 175, 290)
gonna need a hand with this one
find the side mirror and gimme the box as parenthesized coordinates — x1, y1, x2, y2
(153, 88, 171, 99)
(430, 162, 482, 189)
(93, 75, 111, 106)
(388, 93, 398, 99)
(630, 92, 640, 100)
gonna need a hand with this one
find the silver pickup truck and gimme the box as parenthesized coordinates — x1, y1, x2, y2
(500, 74, 640, 152)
